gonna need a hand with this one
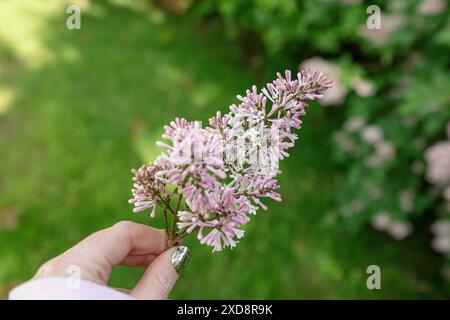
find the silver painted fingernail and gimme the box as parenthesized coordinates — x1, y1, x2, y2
(171, 246, 191, 274)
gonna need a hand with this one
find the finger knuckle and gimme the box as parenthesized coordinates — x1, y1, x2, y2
(113, 220, 135, 233)
(35, 257, 68, 277)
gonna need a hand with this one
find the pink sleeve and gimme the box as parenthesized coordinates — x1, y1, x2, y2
(8, 277, 135, 300)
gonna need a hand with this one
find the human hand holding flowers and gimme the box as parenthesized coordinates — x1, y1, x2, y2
(11, 221, 191, 300)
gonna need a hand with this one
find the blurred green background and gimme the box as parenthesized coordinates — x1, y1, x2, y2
(0, 0, 449, 299)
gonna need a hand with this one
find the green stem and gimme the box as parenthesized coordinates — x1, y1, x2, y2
(174, 192, 183, 214)
(170, 193, 183, 241)
(163, 209, 169, 238)
(157, 194, 176, 216)
(175, 231, 190, 244)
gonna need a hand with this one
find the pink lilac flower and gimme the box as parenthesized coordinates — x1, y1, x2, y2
(129, 69, 332, 251)
(128, 164, 166, 217)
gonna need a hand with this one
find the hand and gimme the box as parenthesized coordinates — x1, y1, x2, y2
(32, 221, 191, 299)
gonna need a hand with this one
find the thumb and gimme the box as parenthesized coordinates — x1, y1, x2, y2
(130, 246, 191, 300)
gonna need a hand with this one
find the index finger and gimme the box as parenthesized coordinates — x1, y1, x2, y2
(67, 221, 168, 266)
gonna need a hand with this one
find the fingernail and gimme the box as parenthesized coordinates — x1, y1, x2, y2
(171, 246, 191, 274)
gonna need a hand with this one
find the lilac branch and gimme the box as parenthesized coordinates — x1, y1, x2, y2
(129, 69, 332, 252)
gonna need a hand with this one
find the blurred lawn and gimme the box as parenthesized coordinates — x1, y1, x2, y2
(0, 0, 448, 299)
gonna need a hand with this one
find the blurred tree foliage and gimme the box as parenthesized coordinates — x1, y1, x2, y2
(192, 0, 450, 277)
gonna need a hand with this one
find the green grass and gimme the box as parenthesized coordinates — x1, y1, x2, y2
(0, 1, 448, 299)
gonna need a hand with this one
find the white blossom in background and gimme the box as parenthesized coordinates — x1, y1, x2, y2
(358, 14, 405, 47)
(301, 57, 376, 104)
(431, 220, 450, 254)
(375, 141, 396, 161)
(388, 221, 413, 240)
(358, 124, 397, 168)
(372, 212, 391, 231)
(336, 119, 397, 168)
(333, 131, 357, 154)
(417, 0, 447, 15)
(425, 141, 450, 186)
(344, 116, 366, 132)
(431, 220, 450, 236)
(388, 0, 408, 11)
(350, 77, 376, 97)
(371, 212, 413, 240)
(365, 144, 396, 167)
(361, 125, 383, 145)
(426, 122, 450, 260)
(301, 57, 347, 106)
(340, 201, 364, 218)
(443, 186, 450, 201)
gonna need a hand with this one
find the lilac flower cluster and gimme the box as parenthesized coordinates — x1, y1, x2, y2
(129, 70, 332, 251)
